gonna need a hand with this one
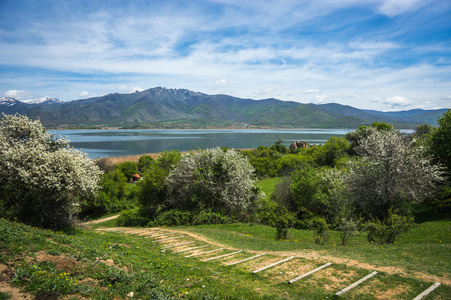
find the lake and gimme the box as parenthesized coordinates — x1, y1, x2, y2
(51, 129, 353, 158)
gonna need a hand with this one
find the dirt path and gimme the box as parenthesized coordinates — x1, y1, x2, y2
(80, 214, 119, 225)
(96, 226, 451, 286)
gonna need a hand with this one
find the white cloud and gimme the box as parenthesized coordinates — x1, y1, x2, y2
(214, 79, 228, 85)
(4, 89, 32, 99)
(112, 85, 145, 93)
(313, 94, 330, 104)
(250, 88, 278, 99)
(440, 95, 451, 100)
(303, 89, 320, 94)
(80, 91, 89, 97)
(377, 0, 426, 17)
(371, 95, 412, 109)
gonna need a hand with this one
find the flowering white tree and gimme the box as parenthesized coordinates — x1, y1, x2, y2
(0, 114, 102, 229)
(346, 128, 443, 219)
(165, 147, 263, 217)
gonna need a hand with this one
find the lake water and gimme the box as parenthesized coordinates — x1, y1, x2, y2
(51, 129, 353, 158)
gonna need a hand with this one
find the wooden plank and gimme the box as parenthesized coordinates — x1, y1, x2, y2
(138, 230, 164, 236)
(252, 256, 295, 274)
(185, 248, 223, 258)
(226, 253, 266, 266)
(161, 241, 195, 249)
(152, 236, 185, 243)
(173, 245, 208, 254)
(202, 250, 242, 262)
(289, 262, 332, 284)
(413, 282, 441, 300)
(335, 271, 377, 296)
(145, 232, 175, 238)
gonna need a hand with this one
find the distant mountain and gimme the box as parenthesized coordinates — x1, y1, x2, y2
(20, 97, 63, 105)
(0, 87, 448, 128)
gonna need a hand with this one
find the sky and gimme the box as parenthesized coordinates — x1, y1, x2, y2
(0, 0, 450, 111)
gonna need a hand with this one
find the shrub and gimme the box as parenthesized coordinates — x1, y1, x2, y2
(338, 217, 360, 246)
(365, 209, 414, 244)
(152, 210, 192, 226)
(116, 208, 149, 227)
(309, 217, 330, 245)
(274, 208, 295, 240)
(0, 114, 101, 230)
(165, 148, 264, 218)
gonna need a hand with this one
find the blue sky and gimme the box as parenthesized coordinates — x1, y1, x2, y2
(0, 0, 450, 111)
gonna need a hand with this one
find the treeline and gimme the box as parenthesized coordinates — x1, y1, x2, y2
(1, 112, 450, 245)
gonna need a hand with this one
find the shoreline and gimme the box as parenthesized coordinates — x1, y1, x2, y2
(98, 148, 255, 165)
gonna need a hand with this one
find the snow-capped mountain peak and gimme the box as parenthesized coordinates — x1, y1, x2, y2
(0, 97, 20, 106)
(20, 97, 62, 105)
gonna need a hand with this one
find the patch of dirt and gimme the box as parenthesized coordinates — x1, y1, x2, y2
(34, 251, 78, 273)
(357, 279, 411, 300)
(0, 263, 34, 300)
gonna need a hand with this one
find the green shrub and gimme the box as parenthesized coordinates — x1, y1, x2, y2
(116, 208, 149, 227)
(274, 208, 296, 240)
(191, 210, 235, 225)
(365, 210, 414, 244)
(152, 210, 192, 226)
(309, 217, 330, 245)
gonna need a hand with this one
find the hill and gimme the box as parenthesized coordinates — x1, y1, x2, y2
(0, 87, 448, 128)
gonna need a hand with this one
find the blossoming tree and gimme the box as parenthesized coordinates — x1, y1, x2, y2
(0, 114, 102, 229)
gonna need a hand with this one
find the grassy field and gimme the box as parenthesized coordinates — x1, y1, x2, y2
(1, 215, 450, 299)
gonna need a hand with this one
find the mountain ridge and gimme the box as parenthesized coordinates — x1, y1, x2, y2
(0, 87, 448, 128)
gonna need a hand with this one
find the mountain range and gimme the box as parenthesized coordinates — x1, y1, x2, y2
(0, 87, 448, 128)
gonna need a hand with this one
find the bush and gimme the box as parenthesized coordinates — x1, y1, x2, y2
(116, 208, 149, 227)
(274, 208, 295, 240)
(0, 114, 101, 230)
(309, 217, 330, 245)
(165, 148, 264, 218)
(152, 210, 192, 226)
(338, 217, 360, 246)
(365, 209, 414, 244)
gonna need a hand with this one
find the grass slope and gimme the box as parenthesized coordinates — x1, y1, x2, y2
(1, 218, 450, 299)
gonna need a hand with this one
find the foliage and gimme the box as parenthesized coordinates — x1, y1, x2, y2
(338, 217, 361, 246)
(269, 139, 288, 154)
(157, 150, 181, 171)
(138, 155, 155, 173)
(0, 114, 101, 229)
(346, 129, 443, 220)
(365, 209, 414, 244)
(309, 217, 330, 245)
(165, 148, 264, 217)
(79, 169, 133, 219)
(116, 208, 149, 227)
(115, 161, 138, 181)
(314, 137, 350, 166)
(345, 122, 393, 155)
(274, 207, 296, 240)
(430, 109, 451, 177)
(137, 163, 168, 217)
(289, 166, 346, 223)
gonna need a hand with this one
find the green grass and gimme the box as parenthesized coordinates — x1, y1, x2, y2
(2, 217, 450, 299)
(255, 177, 282, 199)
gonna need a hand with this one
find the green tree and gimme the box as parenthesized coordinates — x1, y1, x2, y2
(137, 163, 168, 217)
(138, 155, 155, 173)
(0, 114, 101, 229)
(315, 137, 350, 166)
(430, 110, 451, 175)
(115, 161, 138, 182)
